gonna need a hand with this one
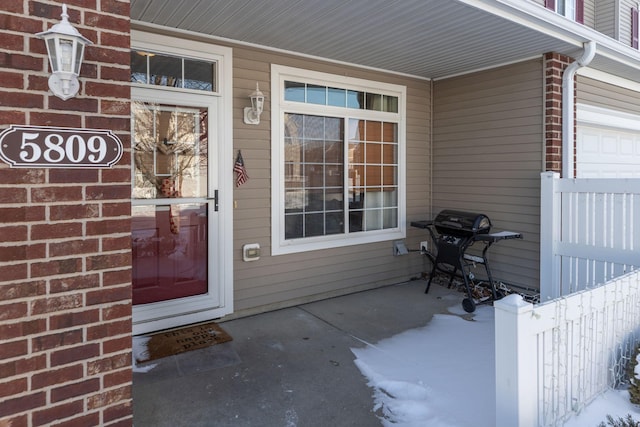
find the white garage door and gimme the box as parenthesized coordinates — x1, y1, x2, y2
(577, 105, 640, 178)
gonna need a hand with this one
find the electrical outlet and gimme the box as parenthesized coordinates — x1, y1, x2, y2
(420, 241, 429, 254)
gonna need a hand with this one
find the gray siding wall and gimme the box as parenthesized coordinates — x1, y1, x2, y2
(595, 0, 617, 37)
(432, 59, 544, 291)
(619, 0, 636, 46)
(229, 45, 432, 315)
(583, 0, 596, 28)
(577, 75, 640, 114)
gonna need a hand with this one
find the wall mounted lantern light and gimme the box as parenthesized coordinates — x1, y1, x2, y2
(243, 83, 265, 125)
(36, 4, 92, 100)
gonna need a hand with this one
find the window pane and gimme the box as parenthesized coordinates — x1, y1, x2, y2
(364, 191, 384, 209)
(326, 212, 344, 234)
(307, 84, 326, 105)
(366, 93, 383, 111)
(349, 142, 365, 164)
(325, 189, 344, 210)
(326, 140, 343, 163)
(305, 213, 325, 237)
(365, 143, 382, 164)
(384, 96, 399, 113)
(305, 140, 324, 163)
(382, 143, 397, 163)
(382, 123, 397, 142)
(131, 51, 148, 83)
(325, 117, 342, 140)
(365, 209, 382, 231)
(328, 87, 346, 107)
(132, 102, 207, 199)
(285, 189, 305, 211)
(285, 113, 304, 138)
(349, 210, 364, 232)
(285, 214, 303, 239)
(365, 121, 382, 141)
(183, 59, 214, 91)
(285, 81, 305, 102)
(325, 165, 343, 187)
(383, 166, 397, 186)
(383, 208, 397, 229)
(304, 115, 325, 139)
(306, 164, 324, 188)
(347, 90, 364, 109)
(149, 54, 181, 87)
(384, 189, 398, 207)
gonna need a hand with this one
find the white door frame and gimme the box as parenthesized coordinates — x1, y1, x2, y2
(131, 31, 234, 335)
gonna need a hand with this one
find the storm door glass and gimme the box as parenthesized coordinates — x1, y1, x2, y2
(131, 101, 209, 305)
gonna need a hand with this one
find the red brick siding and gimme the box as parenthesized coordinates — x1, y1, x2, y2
(544, 52, 573, 175)
(0, 1, 132, 426)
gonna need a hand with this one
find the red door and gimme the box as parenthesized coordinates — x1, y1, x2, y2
(132, 203, 207, 304)
(131, 101, 212, 305)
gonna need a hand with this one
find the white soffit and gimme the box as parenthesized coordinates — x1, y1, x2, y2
(130, 0, 640, 82)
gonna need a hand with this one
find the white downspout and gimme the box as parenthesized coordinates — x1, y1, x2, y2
(562, 40, 596, 178)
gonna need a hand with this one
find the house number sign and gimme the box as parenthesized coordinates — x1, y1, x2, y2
(0, 125, 123, 168)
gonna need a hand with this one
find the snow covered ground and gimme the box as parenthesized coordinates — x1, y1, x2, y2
(352, 304, 640, 427)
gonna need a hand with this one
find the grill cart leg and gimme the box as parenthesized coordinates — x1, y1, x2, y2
(425, 261, 438, 293)
(459, 254, 477, 313)
(481, 241, 502, 301)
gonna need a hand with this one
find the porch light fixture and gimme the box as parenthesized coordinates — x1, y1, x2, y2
(36, 4, 92, 100)
(243, 82, 265, 125)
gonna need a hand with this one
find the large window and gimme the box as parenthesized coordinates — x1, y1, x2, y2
(272, 65, 406, 254)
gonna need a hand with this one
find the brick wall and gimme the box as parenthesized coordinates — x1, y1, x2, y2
(544, 52, 573, 175)
(0, 2, 132, 426)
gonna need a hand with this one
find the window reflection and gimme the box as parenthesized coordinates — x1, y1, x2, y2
(130, 50, 215, 92)
(132, 102, 208, 199)
(284, 80, 398, 113)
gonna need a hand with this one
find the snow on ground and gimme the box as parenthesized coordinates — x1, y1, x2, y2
(352, 304, 640, 427)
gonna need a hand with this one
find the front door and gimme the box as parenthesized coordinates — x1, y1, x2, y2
(130, 33, 234, 335)
(132, 100, 215, 304)
(131, 92, 225, 334)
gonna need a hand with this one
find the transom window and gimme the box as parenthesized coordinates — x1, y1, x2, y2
(272, 65, 406, 255)
(130, 50, 216, 92)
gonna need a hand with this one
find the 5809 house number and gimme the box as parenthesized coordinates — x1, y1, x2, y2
(0, 125, 123, 168)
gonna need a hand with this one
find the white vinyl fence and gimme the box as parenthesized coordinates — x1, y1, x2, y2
(495, 269, 640, 427)
(540, 172, 640, 300)
(494, 173, 640, 427)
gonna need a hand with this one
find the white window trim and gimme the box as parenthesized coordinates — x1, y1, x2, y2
(555, 0, 576, 19)
(270, 64, 406, 255)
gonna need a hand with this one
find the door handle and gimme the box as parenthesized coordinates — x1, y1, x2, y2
(208, 190, 219, 211)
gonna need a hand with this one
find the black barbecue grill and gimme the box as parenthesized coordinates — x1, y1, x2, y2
(411, 209, 523, 313)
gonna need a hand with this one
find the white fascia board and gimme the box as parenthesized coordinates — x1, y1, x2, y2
(462, 0, 640, 66)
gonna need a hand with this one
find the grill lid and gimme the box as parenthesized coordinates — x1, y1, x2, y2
(433, 209, 491, 237)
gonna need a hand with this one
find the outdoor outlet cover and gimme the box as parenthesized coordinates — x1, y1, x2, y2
(243, 243, 261, 261)
(393, 240, 409, 256)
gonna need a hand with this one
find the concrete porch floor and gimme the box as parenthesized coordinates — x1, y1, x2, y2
(132, 280, 463, 427)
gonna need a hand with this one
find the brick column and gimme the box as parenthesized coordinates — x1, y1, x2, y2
(544, 52, 573, 175)
(0, 2, 132, 426)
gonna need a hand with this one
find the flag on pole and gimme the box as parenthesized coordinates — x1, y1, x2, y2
(234, 150, 249, 187)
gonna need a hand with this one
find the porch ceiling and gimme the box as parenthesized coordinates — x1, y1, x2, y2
(130, 0, 640, 82)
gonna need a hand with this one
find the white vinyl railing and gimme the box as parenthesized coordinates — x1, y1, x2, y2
(540, 172, 640, 300)
(495, 269, 640, 427)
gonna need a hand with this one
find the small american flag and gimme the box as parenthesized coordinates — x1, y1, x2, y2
(233, 150, 249, 187)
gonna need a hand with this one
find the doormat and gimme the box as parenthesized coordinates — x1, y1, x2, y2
(135, 322, 233, 363)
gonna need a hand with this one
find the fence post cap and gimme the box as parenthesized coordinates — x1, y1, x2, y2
(494, 294, 533, 313)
